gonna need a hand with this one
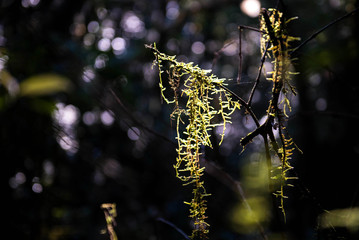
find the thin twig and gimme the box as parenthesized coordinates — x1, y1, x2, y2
(291, 7, 359, 56)
(211, 40, 236, 70)
(237, 27, 243, 84)
(237, 25, 266, 34)
(247, 41, 269, 106)
(157, 218, 190, 240)
(217, 84, 260, 127)
(108, 88, 176, 145)
(289, 110, 359, 120)
(237, 25, 267, 85)
(199, 158, 268, 240)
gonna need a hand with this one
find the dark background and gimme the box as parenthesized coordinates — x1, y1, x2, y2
(1, 0, 359, 239)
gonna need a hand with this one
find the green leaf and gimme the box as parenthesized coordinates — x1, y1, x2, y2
(20, 73, 72, 96)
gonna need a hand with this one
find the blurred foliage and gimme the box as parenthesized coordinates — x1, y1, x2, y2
(19, 73, 72, 97)
(1, 0, 359, 240)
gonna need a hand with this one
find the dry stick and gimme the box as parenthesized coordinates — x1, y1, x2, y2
(247, 41, 269, 106)
(290, 7, 359, 56)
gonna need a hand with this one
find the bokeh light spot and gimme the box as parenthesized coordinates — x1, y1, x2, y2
(315, 98, 327, 111)
(82, 66, 96, 83)
(122, 12, 145, 34)
(9, 172, 26, 189)
(94, 54, 108, 69)
(83, 111, 97, 126)
(87, 21, 100, 33)
(22, 0, 40, 8)
(111, 37, 126, 54)
(98, 38, 111, 52)
(240, 0, 261, 18)
(166, 1, 180, 20)
(100, 110, 115, 126)
(127, 127, 140, 141)
(191, 41, 205, 55)
(54, 104, 80, 126)
(102, 27, 115, 39)
(32, 183, 43, 193)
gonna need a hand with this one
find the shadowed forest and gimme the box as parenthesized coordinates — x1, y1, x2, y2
(1, 0, 359, 239)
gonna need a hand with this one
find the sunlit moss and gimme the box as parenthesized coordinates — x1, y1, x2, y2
(101, 203, 118, 240)
(147, 7, 301, 236)
(260, 8, 300, 117)
(147, 43, 240, 239)
(259, 8, 301, 219)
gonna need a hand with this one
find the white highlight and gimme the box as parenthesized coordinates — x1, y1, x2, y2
(240, 0, 261, 18)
